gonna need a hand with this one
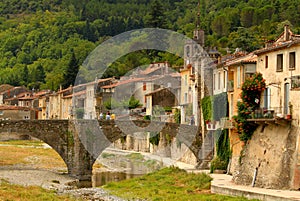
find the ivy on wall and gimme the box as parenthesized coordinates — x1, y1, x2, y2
(216, 129, 231, 163)
(213, 92, 228, 121)
(233, 73, 266, 142)
(201, 92, 228, 124)
(201, 96, 212, 123)
(149, 132, 160, 146)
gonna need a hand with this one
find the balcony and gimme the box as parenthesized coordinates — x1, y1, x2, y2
(227, 80, 234, 92)
(205, 120, 220, 130)
(247, 107, 291, 122)
(220, 117, 234, 129)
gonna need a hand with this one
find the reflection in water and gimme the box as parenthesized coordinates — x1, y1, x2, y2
(92, 171, 143, 187)
(75, 150, 162, 188)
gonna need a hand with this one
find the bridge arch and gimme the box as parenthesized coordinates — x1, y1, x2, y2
(0, 119, 204, 180)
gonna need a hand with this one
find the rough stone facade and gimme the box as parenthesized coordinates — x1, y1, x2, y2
(233, 122, 299, 189)
(0, 119, 201, 181)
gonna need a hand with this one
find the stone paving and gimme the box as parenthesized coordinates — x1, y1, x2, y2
(209, 173, 300, 201)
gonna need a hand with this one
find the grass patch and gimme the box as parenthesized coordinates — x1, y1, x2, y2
(104, 167, 258, 201)
(125, 153, 144, 161)
(0, 143, 66, 170)
(0, 140, 45, 147)
(101, 153, 115, 159)
(0, 180, 79, 201)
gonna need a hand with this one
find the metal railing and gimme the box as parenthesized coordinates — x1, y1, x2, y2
(250, 107, 284, 119)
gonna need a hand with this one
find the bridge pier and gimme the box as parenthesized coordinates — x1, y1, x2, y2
(0, 120, 205, 181)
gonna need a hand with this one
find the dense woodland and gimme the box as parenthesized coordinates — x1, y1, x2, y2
(0, 0, 300, 90)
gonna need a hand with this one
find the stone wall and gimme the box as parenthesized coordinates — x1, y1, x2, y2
(233, 122, 298, 189)
(112, 132, 198, 166)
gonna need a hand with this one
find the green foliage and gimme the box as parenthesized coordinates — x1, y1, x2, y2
(0, 180, 77, 201)
(213, 92, 228, 121)
(127, 96, 142, 110)
(103, 98, 121, 110)
(210, 156, 228, 173)
(233, 73, 266, 142)
(201, 96, 212, 124)
(163, 106, 172, 113)
(144, 115, 151, 120)
(211, 129, 231, 173)
(63, 49, 79, 88)
(144, 0, 166, 28)
(75, 108, 84, 119)
(0, 0, 300, 89)
(149, 132, 160, 146)
(104, 167, 256, 201)
(174, 108, 181, 124)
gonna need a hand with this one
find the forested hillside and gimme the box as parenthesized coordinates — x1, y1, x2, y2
(0, 0, 299, 90)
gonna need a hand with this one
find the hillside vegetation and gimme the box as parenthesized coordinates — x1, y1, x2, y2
(0, 0, 299, 89)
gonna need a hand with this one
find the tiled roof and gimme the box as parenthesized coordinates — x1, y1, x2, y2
(101, 78, 144, 89)
(254, 40, 300, 55)
(63, 90, 86, 99)
(145, 87, 167, 96)
(224, 53, 257, 67)
(0, 105, 35, 111)
(0, 84, 13, 93)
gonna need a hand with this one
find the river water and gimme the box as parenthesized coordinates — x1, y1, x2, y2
(80, 148, 164, 187)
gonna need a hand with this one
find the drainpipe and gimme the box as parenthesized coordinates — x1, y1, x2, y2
(252, 163, 261, 187)
(251, 167, 258, 187)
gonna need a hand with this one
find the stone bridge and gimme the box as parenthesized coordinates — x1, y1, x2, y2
(0, 120, 205, 181)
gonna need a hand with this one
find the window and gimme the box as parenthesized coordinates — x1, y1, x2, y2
(289, 52, 296, 70)
(223, 71, 226, 89)
(230, 94, 234, 118)
(184, 75, 188, 86)
(277, 54, 283, 72)
(237, 66, 241, 88)
(265, 56, 268, 69)
(186, 46, 190, 57)
(0, 111, 3, 115)
(218, 72, 221, 89)
(143, 82, 146, 91)
(213, 74, 216, 90)
(263, 88, 271, 109)
(184, 93, 188, 103)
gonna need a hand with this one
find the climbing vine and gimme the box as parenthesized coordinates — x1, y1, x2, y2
(201, 96, 212, 123)
(213, 92, 228, 121)
(233, 73, 266, 142)
(149, 132, 160, 146)
(210, 129, 231, 172)
(216, 129, 231, 163)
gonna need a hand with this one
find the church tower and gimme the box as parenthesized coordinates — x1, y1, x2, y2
(193, 0, 205, 47)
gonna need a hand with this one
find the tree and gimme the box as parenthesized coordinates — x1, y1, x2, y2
(23, 65, 29, 86)
(240, 7, 255, 28)
(144, 0, 167, 28)
(63, 49, 79, 88)
(36, 63, 46, 83)
(211, 14, 230, 37)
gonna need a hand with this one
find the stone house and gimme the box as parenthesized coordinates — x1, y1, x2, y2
(243, 25, 300, 189)
(1, 86, 30, 106)
(145, 87, 179, 122)
(0, 105, 36, 120)
(220, 52, 257, 174)
(0, 84, 14, 104)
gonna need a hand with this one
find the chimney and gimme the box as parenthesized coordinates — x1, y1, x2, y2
(284, 24, 290, 41)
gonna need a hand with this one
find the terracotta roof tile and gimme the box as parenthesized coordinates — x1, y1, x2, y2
(0, 105, 35, 111)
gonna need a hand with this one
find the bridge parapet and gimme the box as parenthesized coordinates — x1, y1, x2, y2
(0, 119, 202, 181)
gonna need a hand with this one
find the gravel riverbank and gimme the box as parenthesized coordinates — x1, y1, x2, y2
(0, 146, 196, 201)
